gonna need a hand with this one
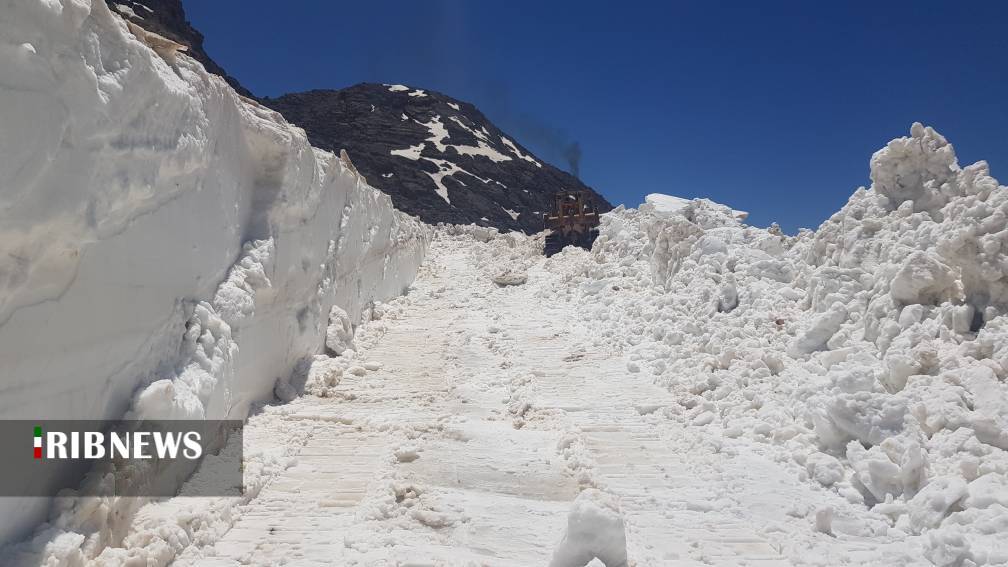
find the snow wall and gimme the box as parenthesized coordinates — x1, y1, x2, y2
(0, 0, 430, 544)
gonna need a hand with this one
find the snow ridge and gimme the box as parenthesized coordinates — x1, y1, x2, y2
(566, 122, 1008, 564)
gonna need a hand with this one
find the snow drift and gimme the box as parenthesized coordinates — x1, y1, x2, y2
(557, 122, 1008, 564)
(0, 0, 429, 545)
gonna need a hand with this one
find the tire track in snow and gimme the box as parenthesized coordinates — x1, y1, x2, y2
(186, 233, 903, 565)
(490, 262, 792, 566)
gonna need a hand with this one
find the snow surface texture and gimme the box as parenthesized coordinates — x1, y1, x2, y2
(571, 123, 1008, 565)
(0, 0, 429, 545)
(2, 3, 1006, 564)
(7, 136, 1007, 564)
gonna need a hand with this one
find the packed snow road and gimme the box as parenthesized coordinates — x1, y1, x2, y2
(102, 228, 921, 567)
(189, 234, 794, 566)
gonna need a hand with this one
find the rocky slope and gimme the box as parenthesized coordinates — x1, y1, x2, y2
(105, 0, 253, 97)
(262, 84, 612, 232)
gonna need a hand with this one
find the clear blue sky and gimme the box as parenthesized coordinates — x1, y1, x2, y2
(185, 0, 1007, 232)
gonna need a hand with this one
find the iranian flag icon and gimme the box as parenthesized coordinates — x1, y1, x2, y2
(34, 426, 42, 459)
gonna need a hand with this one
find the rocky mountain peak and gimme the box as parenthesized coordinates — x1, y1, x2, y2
(262, 84, 612, 233)
(104, 2, 612, 233)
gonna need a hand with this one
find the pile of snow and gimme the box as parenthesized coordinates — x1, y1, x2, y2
(0, 0, 429, 546)
(563, 123, 1008, 564)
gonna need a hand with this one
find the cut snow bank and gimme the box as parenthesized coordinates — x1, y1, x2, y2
(561, 123, 1008, 564)
(0, 0, 429, 545)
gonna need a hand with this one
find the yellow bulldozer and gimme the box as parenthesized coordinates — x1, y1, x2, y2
(543, 191, 600, 256)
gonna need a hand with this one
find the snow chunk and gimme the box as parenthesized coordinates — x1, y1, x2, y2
(492, 270, 528, 286)
(387, 84, 409, 92)
(644, 193, 692, 214)
(549, 489, 628, 567)
(692, 411, 716, 426)
(870, 122, 958, 212)
(814, 393, 908, 452)
(645, 193, 748, 221)
(906, 476, 968, 533)
(213, 239, 274, 325)
(924, 526, 974, 567)
(963, 473, 1008, 510)
(114, 3, 142, 19)
(889, 250, 958, 306)
(789, 301, 847, 356)
(326, 306, 355, 355)
(806, 452, 845, 487)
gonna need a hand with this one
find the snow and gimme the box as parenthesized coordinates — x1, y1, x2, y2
(502, 136, 543, 167)
(113, 3, 141, 19)
(420, 114, 512, 163)
(324, 305, 355, 355)
(389, 134, 503, 203)
(407, 89, 426, 97)
(387, 84, 409, 92)
(449, 115, 491, 143)
(388, 115, 517, 203)
(0, 0, 429, 546)
(422, 158, 461, 203)
(549, 489, 628, 567)
(10, 121, 1008, 563)
(390, 142, 425, 160)
(644, 193, 692, 213)
(3, 2, 1007, 563)
(645, 192, 749, 220)
(571, 122, 1008, 564)
(389, 117, 523, 186)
